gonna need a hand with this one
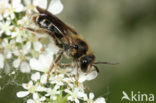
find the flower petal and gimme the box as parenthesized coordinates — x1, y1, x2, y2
(78, 73, 87, 83)
(31, 72, 40, 81)
(67, 96, 72, 101)
(27, 99, 34, 103)
(22, 84, 30, 90)
(75, 98, 79, 103)
(23, 41, 31, 55)
(16, 36, 22, 43)
(89, 92, 94, 100)
(30, 53, 53, 72)
(40, 96, 46, 101)
(6, 51, 12, 59)
(33, 41, 42, 52)
(33, 93, 39, 100)
(86, 71, 98, 81)
(20, 62, 31, 73)
(22, 81, 33, 90)
(0, 53, 4, 69)
(13, 0, 25, 13)
(13, 58, 20, 68)
(40, 74, 47, 84)
(24, 0, 31, 5)
(36, 85, 47, 92)
(94, 97, 106, 103)
(64, 89, 72, 94)
(12, 0, 24, 12)
(48, 0, 63, 15)
(33, 0, 47, 9)
(16, 91, 29, 98)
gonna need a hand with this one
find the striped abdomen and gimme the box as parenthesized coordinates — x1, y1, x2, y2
(36, 14, 63, 39)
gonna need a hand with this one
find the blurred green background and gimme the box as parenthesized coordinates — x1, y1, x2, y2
(0, 0, 156, 103)
(61, 0, 156, 103)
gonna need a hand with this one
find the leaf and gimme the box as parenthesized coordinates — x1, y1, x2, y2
(62, 94, 70, 103)
(56, 94, 69, 103)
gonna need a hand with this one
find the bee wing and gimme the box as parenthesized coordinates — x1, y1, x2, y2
(36, 6, 78, 35)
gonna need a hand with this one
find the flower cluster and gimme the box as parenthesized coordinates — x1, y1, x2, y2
(0, 0, 106, 103)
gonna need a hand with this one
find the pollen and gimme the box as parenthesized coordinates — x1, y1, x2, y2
(26, 83, 29, 87)
(19, 49, 23, 53)
(11, 26, 16, 31)
(40, 47, 45, 51)
(67, 80, 71, 83)
(84, 86, 87, 90)
(18, 27, 23, 30)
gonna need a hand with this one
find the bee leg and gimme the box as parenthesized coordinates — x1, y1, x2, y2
(58, 63, 71, 67)
(25, 27, 63, 48)
(76, 67, 79, 86)
(46, 51, 64, 82)
(24, 27, 52, 34)
(74, 62, 79, 86)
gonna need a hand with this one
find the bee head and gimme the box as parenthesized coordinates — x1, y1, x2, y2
(80, 54, 95, 72)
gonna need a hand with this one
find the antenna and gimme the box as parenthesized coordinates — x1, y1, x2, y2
(92, 65, 99, 73)
(94, 61, 119, 65)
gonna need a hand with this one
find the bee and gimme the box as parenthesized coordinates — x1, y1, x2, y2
(26, 6, 118, 80)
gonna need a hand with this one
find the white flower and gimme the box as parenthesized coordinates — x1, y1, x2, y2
(30, 43, 58, 72)
(24, 0, 63, 15)
(86, 92, 94, 102)
(13, 41, 31, 73)
(17, 16, 31, 27)
(65, 88, 87, 103)
(0, 0, 10, 20)
(17, 81, 34, 98)
(11, 0, 25, 12)
(0, 53, 4, 69)
(1, 39, 16, 59)
(45, 85, 60, 100)
(29, 53, 53, 72)
(11, 27, 26, 43)
(85, 93, 106, 103)
(50, 74, 64, 86)
(63, 76, 76, 84)
(0, 0, 9, 5)
(16, 81, 46, 98)
(0, 21, 13, 36)
(0, 0, 24, 19)
(26, 93, 46, 103)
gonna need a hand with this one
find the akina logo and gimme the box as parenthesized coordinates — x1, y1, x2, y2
(121, 91, 155, 102)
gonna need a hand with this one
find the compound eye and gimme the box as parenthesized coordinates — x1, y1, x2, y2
(81, 59, 88, 72)
(82, 59, 87, 64)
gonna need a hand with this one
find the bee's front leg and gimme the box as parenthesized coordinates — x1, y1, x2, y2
(24, 27, 52, 35)
(46, 51, 64, 82)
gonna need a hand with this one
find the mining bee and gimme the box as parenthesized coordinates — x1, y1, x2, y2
(26, 6, 118, 81)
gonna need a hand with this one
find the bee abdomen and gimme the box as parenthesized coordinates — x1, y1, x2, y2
(48, 25, 63, 39)
(36, 15, 63, 39)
